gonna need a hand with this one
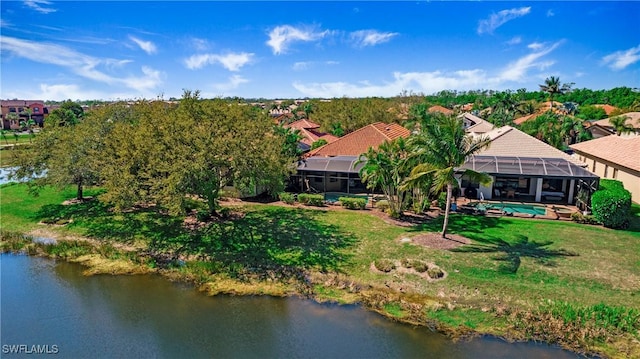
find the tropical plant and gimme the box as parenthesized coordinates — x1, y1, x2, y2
(608, 115, 634, 136)
(356, 137, 410, 218)
(401, 114, 492, 238)
(539, 76, 573, 110)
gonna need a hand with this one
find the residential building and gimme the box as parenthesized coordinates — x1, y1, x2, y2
(587, 112, 640, 138)
(460, 112, 494, 134)
(1, 100, 47, 130)
(460, 126, 599, 205)
(294, 122, 410, 193)
(570, 135, 640, 203)
(283, 119, 338, 152)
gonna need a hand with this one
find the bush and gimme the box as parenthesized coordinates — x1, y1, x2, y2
(376, 199, 390, 212)
(401, 258, 429, 273)
(297, 193, 324, 206)
(339, 197, 367, 210)
(374, 259, 396, 273)
(427, 266, 444, 279)
(278, 192, 295, 204)
(571, 211, 599, 225)
(591, 180, 631, 229)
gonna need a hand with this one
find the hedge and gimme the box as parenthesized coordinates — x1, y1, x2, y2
(278, 192, 295, 204)
(297, 193, 324, 206)
(591, 179, 631, 229)
(339, 197, 367, 210)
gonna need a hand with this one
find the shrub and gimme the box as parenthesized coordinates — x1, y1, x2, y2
(570, 212, 599, 225)
(374, 259, 396, 273)
(278, 192, 295, 204)
(376, 199, 390, 212)
(591, 179, 631, 229)
(427, 266, 445, 279)
(339, 197, 366, 210)
(297, 193, 324, 206)
(220, 187, 241, 199)
(401, 258, 429, 273)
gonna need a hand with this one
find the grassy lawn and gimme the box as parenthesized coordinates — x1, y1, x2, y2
(1, 183, 639, 357)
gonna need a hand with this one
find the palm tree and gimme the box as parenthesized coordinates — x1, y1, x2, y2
(356, 138, 409, 218)
(609, 115, 634, 136)
(401, 115, 492, 238)
(539, 76, 573, 110)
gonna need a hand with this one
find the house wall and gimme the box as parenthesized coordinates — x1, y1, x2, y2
(577, 155, 640, 203)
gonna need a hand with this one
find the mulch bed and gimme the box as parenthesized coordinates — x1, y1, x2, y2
(403, 233, 471, 250)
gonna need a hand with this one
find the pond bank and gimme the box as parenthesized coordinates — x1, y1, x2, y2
(0, 230, 618, 359)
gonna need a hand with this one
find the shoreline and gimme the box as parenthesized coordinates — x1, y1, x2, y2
(0, 231, 609, 358)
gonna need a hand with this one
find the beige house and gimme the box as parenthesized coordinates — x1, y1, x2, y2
(460, 126, 598, 205)
(570, 135, 640, 203)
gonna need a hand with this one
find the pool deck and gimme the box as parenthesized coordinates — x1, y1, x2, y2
(454, 198, 579, 220)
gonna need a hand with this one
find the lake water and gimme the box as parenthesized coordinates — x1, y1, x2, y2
(0, 254, 585, 358)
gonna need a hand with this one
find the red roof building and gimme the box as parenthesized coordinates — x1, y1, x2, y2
(307, 122, 410, 157)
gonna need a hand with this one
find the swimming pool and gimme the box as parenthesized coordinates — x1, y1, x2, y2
(465, 202, 547, 216)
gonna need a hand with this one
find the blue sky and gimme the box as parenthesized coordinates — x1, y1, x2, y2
(1, 1, 639, 101)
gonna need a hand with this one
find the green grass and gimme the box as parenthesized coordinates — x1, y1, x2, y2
(2, 183, 639, 357)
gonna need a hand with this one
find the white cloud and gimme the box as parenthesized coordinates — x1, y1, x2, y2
(190, 38, 210, 51)
(266, 25, 329, 55)
(24, 0, 56, 14)
(2, 83, 142, 101)
(506, 36, 522, 45)
(349, 30, 398, 47)
(212, 75, 249, 92)
(498, 41, 562, 82)
(527, 42, 544, 50)
(184, 52, 254, 71)
(602, 45, 640, 70)
(292, 62, 310, 71)
(0, 36, 164, 93)
(477, 7, 531, 34)
(129, 35, 157, 55)
(547, 9, 555, 17)
(293, 70, 490, 98)
(292, 41, 563, 98)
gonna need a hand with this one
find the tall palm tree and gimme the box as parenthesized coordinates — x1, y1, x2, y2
(401, 115, 492, 238)
(539, 76, 573, 110)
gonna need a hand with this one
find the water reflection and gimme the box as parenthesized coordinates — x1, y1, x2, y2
(1, 254, 584, 358)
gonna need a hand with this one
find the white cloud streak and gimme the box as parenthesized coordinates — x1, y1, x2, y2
(212, 75, 249, 92)
(266, 25, 329, 55)
(129, 35, 157, 55)
(24, 0, 56, 14)
(349, 30, 398, 47)
(477, 7, 531, 34)
(0, 36, 163, 93)
(602, 45, 640, 70)
(293, 42, 562, 98)
(184, 52, 254, 71)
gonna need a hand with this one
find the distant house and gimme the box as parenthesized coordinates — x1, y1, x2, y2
(587, 112, 640, 138)
(1, 100, 48, 130)
(459, 126, 599, 205)
(513, 101, 564, 126)
(283, 119, 338, 152)
(460, 112, 494, 134)
(593, 104, 619, 116)
(294, 122, 410, 194)
(570, 135, 640, 203)
(428, 105, 454, 116)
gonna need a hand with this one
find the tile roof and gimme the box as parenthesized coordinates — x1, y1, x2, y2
(285, 119, 321, 130)
(0, 100, 45, 107)
(591, 112, 640, 130)
(428, 105, 454, 115)
(570, 135, 640, 172)
(476, 126, 585, 165)
(594, 104, 619, 115)
(307, 122, 410, 157)
(459, 112, 495, 133)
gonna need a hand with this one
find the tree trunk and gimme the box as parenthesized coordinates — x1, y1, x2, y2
(441, 184, 453, 238)
(76, 181, 84, 200)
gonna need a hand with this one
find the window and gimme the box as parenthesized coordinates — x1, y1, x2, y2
(18, 107, 23, 112)
(33, 107, 40, 113)
(613, 168, 618, 179)
(604, 165, 608, 178)
(9, 107, 16, 112)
